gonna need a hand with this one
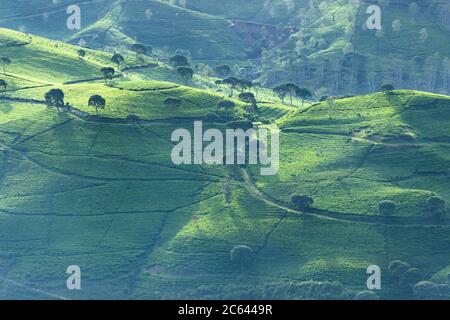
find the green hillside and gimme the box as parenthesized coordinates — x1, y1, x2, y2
(70, 0, 248, 61)
(1, 25, 450, 300)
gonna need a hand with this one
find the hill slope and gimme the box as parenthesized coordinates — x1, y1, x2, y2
(1, 28, 450, 300)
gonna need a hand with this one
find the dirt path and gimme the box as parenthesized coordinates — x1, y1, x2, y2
(240, 168, 448, 226)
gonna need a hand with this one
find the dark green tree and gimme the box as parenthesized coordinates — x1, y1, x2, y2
(0, 79, 7, 92)
(170, 55, 189, 68)
(1, 57, 11, 76)
(44, 89, 65, 111)
(77, 49, 86, 58)
(88, 95, 106, 115)
(111, 54, 125, 70)
(177, 66, 194, 85)
(100, 67, 115, 84)
(291, 194, 314, 211)
(222, 77, 240, 97)
(297, 87, 313, 106)
(273, 84, 290, 104)
(381, 83, 394, 94)
(238, 92, 257, 108)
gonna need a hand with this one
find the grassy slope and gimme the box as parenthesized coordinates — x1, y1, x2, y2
(71, 0, 247, 61)
(1, 28, 450, 300)
(253, 91, 450, 217)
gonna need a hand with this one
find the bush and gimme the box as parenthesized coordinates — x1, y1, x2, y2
(354, 290, 379, 300)
(291, 194, 314, 211)
(378, 200, 396, 216)
(230, 245, 254, 270)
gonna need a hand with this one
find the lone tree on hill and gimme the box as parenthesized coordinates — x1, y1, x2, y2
(291, 194, 314, 211)
(1, 57, 11, 76)
(100, 67, 115, 84)
(381, 83, 394, 94)
(217, 100, 236, 119)
(170, 54, 189, 68)
(88, 95, 106, 115)
(44, 89, 65, 111)
(217, 100, 235, 112)
(230, 245, 254, 271)
(111, 53, 125, 70)
(238, 92, 257, 108)
(177, 66, 194, 85)
(0, 79, 7, 93)
(378, 200, 396, 216)
(77, 49, 86, 58)
(163, 97, 182, 108)
(222, 77, 240, 97)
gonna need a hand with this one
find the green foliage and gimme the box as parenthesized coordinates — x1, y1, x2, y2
(170, 55, 189, 68)
(176, 66, 194, 85)
(44, 88, 64, 109)
(111, 54, 125, 69)
(0, 79, 7, 90)
(77, 49, 86, 58)
(291, 194, 314, 211)
(238, 92, 257, 106)
(88, 95, 106, 114)
(100, 67, 115, 84)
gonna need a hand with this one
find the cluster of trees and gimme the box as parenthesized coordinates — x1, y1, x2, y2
(216, 77, 253, 98)
(169, 54, 194, 85)
(44, 88, 106, 115)
(273, 83, 312, 106)
(378, 196, 447, 219)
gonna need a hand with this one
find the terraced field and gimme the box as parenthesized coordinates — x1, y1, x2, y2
(1, 26, 450, 300)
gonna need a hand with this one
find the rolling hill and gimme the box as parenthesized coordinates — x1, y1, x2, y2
(1, 26, 450, 300)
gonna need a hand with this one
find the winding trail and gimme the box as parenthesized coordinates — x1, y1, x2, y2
(240, 168, 449, 226)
